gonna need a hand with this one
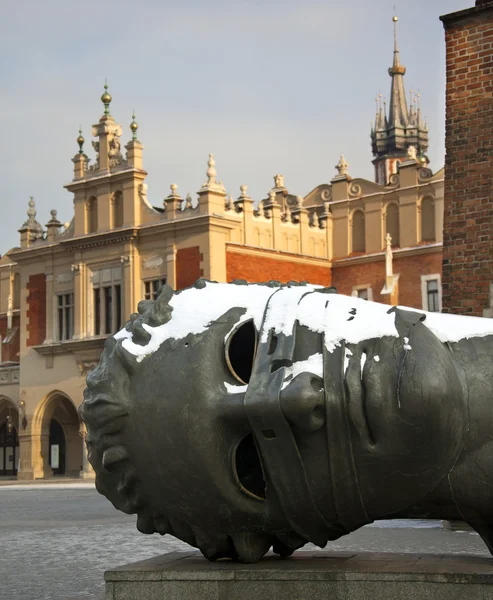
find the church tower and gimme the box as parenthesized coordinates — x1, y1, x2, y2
(371, 16, 429, 185)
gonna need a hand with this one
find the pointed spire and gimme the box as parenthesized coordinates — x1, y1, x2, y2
(130, 111, 139, 140)
(392, 15, 400, 68)
(101, 81, 112, 116)
(388, 15, 409, 129)
(416, 92, 423, 128)
(376, 94, 386, 130)
(371, 14, 429, 184)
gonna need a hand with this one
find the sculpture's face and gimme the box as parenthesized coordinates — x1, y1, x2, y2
(82, 281, 467, 562)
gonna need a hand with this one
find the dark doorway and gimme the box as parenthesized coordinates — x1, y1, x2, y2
(49, 419, 66, 476)
(0, 423, 18, 476)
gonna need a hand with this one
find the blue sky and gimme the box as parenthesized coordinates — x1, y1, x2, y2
(0, 0, 468, 252)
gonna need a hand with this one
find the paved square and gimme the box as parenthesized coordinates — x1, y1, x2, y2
(0, 485, 490, 600)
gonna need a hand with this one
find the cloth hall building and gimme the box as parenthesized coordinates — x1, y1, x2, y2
(0, 19, 444, 480)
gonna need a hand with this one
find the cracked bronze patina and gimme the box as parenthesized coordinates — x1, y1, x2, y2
(80, 280, 493, 562)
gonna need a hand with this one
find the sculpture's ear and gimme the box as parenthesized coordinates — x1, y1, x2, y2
(146, 284, 174, 327)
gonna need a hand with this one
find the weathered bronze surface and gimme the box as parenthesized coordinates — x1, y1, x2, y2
(80, 280, 493, 562)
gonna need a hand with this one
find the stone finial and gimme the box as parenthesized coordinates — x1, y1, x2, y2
(27, 196, 36, 221)
(20, 196, 44, 241)
(274, 174, 285, 189)
(407, 145, 417, 160)
(335, 154, 349, 176)
(200, 153, 226, 193)
(49, 209, 58, 222)
(185, 193, 193, 209)
(225, 195, 233, 211)
(268, 189, 276, 205)
(240, 184, 248, 198)
(207, 154, 217, 185)
(170, 183, 178, 196)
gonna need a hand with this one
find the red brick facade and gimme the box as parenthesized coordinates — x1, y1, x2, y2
(176, 247, 204, 290)
(0, 315, 20, 362)
(332, 250, 442, 309)
(26, 274, 46, 347)
(226, 247, 332, 286)
(441, 3, 493, 315)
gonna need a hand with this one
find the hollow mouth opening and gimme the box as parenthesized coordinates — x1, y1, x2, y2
(225, 320, 257, 384)
(233, 433, 266, 501)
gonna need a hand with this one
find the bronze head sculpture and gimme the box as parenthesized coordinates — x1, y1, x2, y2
(80, 280, 493, 562)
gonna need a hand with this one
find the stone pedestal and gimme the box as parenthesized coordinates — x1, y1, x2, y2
(105, 550, 493, 600)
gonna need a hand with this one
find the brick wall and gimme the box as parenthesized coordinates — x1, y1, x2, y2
(0, 315, 20, 362)
(332, 250, 442, 309)
(441, 4, 493, 315)
(176, 247, 203, 290)
(26, 274, 46, 347)
(226, 248, 332, 286)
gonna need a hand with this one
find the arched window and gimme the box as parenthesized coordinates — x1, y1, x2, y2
(421, 197, 435, 242)
(386, 203, 400, 247)
(352, 210, 365, 253)
(112, 191, 124, 229)
(87, 197, 98, 234)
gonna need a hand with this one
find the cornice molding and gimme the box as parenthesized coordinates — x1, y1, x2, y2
(226, 243, 331, 267)
(332, 242, 442, 267)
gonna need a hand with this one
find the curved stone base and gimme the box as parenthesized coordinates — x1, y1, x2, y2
(105, 550, 493, 600)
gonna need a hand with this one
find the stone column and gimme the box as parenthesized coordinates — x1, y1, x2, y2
(79, 423, 95, 480)
(72, 261, 87, 339)
(165, 245, 177, 290)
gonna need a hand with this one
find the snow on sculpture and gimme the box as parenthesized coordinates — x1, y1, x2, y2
(80, 280, 493, 562)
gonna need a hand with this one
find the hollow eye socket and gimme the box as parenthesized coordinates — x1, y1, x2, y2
(225, 320, 257, 385)
(233, 433, 266, 501)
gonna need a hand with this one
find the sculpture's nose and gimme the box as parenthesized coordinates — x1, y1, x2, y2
(279, 372, 325, 432)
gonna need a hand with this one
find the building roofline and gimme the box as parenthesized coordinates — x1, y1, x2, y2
(440, 3, 493, 25)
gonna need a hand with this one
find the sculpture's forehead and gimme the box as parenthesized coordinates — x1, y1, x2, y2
(113, 282, 398, 363)
(113, 281, 493, 366)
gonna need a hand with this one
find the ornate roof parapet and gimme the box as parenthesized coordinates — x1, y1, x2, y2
(164, 184, 183, 220)
(318, 200, 332, 230)
(225, 195, 234, 211)
(331, 155, 352, 199)
(263, 189, 278, 219)
(198, 154, 227, 216)
(45, 209, 63, 242)
(18, 197, 44, 248)
(234, 184, 254, 214)
(272, 174, 286, 193)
